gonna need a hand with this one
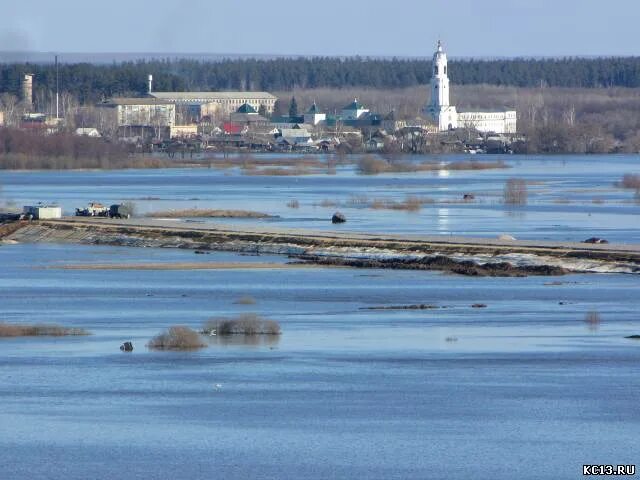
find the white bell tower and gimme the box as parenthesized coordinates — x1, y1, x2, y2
(425, 40, 457, 131)
(431, 40, 450, 108)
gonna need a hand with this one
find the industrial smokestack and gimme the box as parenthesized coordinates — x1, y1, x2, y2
(22, 74, 34, 109)
(148, 74, 153, 94)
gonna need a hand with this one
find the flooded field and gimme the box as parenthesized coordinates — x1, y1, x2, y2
(1, 154, 639, 479)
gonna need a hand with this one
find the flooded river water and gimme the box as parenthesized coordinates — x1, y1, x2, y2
(1, 155, 639, 479)
(1, 153, 639, 242)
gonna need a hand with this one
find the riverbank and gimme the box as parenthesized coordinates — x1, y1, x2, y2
(5, 218, 639, 276)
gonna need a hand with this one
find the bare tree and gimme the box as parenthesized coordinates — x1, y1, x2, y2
(0, 94, 21, 126)
(60, 92, 79, 130)
(504, 178, 528, 205)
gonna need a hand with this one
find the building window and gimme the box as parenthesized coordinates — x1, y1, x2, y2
(435, 66, 439, 75)
(444, 66, 447, 75)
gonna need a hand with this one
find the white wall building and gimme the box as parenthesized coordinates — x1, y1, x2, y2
(304, 103, 326, 126)
(98, 98, 176, 128)
(23, 205, 62, 220)
(341, 99, 370, 120)
(458, 111, 517, 134)
(149, 92, 277, 116)
(425, 41, 516, 134)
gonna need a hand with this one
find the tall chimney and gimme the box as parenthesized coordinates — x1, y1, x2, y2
(22, 74, 34, 109)
(148, 74, 153, 94)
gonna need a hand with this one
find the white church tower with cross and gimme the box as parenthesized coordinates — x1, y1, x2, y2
(425, 40, 458, 131)
(425, 41, 517, 134)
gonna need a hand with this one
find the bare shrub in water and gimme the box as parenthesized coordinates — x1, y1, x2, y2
(357, 156, 389, 174)
(147, 326, 207, 350)
(346, 195, 370, 207)
(504, 178, 528, 205)
(618, 174, 640, 190)
(318, 199, 338, 208)
(584, 311, 602, 330)
(235, 296, 257, 305)
(370, 195, 423, 211)
(0, 323, 89, 337)
(203, 313, 281, 336)
(286, 199, 300, 209)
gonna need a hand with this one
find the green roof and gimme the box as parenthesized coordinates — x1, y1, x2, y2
(236, 103, 257, 114)
(307, 102, 322, 114)
(343, 99, 364, 111)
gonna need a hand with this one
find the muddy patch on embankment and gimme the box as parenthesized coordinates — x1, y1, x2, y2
(292, 254, 569, 277)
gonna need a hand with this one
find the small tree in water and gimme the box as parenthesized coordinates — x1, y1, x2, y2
(504, 178, 528, 205)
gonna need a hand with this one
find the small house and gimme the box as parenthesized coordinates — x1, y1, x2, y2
(278, 128, 312, 146)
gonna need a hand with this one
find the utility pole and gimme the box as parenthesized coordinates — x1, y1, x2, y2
(55, 55, 59, 119)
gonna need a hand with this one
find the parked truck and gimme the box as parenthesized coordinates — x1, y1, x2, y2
(109, 204, 132, 219)
(75, 202, 109, 217)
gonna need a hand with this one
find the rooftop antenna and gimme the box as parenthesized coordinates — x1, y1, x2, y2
(55, 55, 59, 119)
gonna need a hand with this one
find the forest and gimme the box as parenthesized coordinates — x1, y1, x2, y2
(1, 56, 640, 102)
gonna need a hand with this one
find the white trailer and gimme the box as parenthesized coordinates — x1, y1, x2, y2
(23, 205, 62, 220)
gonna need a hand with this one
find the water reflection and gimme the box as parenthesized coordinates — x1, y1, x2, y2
(436, 208, 450, 233)
(207, 334, 281, 348)
(584, 311, 602, 332)
(505, 209, 526, 220)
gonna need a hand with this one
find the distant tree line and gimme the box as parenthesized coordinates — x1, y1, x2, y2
(1, 56, 640, 103)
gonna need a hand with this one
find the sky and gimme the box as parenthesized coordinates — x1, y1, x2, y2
(0, 0, 637, 58)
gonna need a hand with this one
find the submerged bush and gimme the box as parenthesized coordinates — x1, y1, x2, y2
(357, 156, 390, 174)
(0, 323, 89, 337)
(504, 178, 528, 205)
(618, 174, 640, 190)
(584, 311, 602, 329)
(147, 326, 207, 350)
(234, 296, 257, 305)
(202, 313, 281, 336)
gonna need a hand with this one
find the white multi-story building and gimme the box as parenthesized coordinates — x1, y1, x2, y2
(425, 41, 516, 134)
(457, 110, 517, 134)
(98, 98, 176, 128)
(149, 91, 277, 117)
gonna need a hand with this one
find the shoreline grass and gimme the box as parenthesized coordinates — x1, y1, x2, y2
(147, 208, 273, 219)
(357, 156, 508, 175)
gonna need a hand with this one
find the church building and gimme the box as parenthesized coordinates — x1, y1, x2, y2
(425, 41, 516, 134)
